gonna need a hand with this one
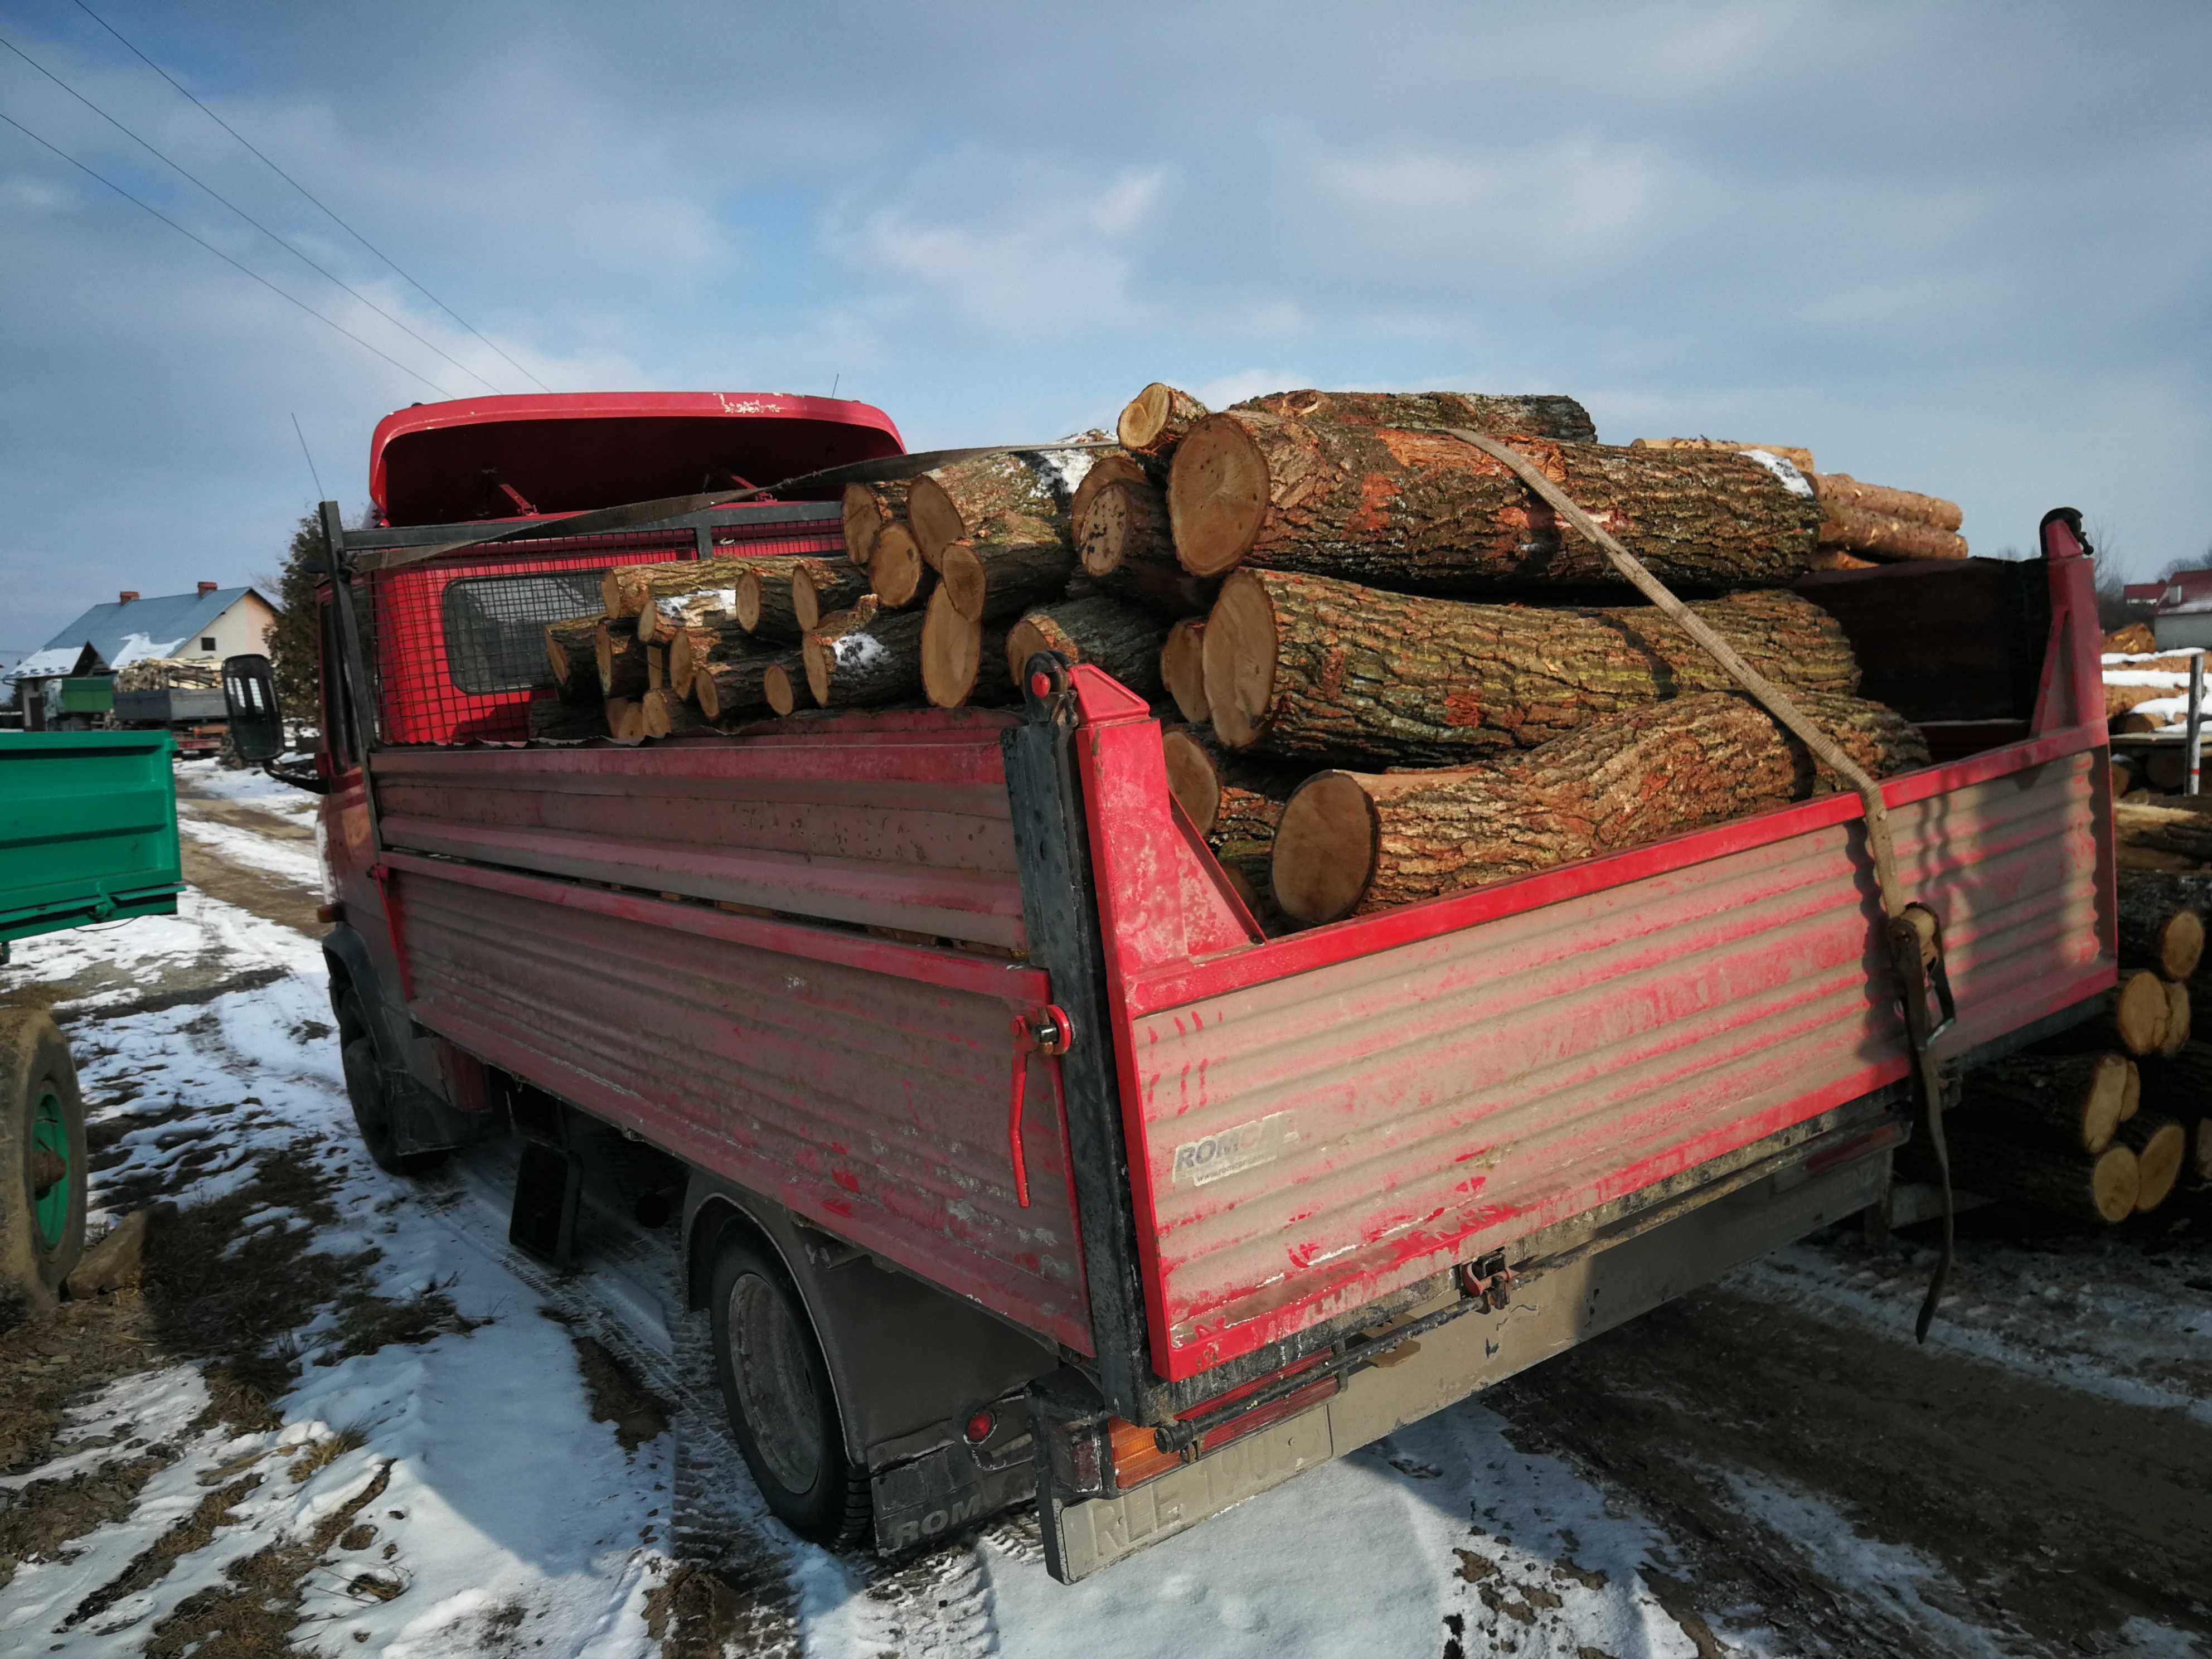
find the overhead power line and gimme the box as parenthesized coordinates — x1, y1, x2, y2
(0, 104, 457, 395)
(0, 28, 502, 393)
(70, 0, 554, 394)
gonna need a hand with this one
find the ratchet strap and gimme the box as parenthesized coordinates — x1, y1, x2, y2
(1445, 429, 1959, 1341)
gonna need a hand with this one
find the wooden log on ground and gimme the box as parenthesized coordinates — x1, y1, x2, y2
(603, 557, 754, 619)
(841, 481, 911, 570)
(1161, 619, 1209, 724)
(695, 641, 804, 723)
(920, 585, 1013, 709)
(604, 697, 643, 741)
(528, 693, 605, 742)
(867, 521, 931, 609)
(1810, 473, 1963, 533)
(544, 617, 603, 698)
(1003, 595, 1168, 698)
(1168, 411, 1820, 589)
(642, 688, 709, 739)
(908, 454, 1069, 570)
(1817, 504, 1969, 562)
(2116, 872, 2206, 979)
(596, 623, 648, 699)
(1204, 571, 1860, 763)
(939, 535, 1077, 623)
(1241, 390, 1598, 444)
(1930, 1130, 2138, 1225)
(1117, 384, 1210, 457)
(1960, 1052, 2132, 1153)
(1078, 480, 1220, 616)
(1270, 691, 1927, 924)
(1631, 436, 1815, 472)
(804, 600, 926, 709)
(2113, 1112, 2187, 1211)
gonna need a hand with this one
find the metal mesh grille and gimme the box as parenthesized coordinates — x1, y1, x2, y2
(442, 570, 607, 695)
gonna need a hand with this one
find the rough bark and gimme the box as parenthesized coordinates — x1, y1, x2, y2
(804, 601, 926, 708)
(939, 535, 1076, 623)
(867, 521, 932, 609)
(1818, 505, 1970, 562)
(1236, 390, 1597, 444)
(921, 584, 1015, 708)
(1117, 383, 1210, 457)
(2112, 1113, 2187, 1211)
(841, 480, 911, 570)
(1003, 595, 1168, 699)
(1811, 473, 1963, 532)
(1161, 726, 1302, 837)
(2116, 877, 2206, 980)
(637, 580, 743, 644)
(1169, 411, 1819, 588)
(794, 560, 872, 631)
(2106, 682, 2179, 722)
(1631, 436, 1815, 472)
(595, 623, 648, 699)
(2115, 802, 2212, 866)
(604, 696, 644, 741)
(738, 556, 851, 639)
(544, 617, 601, 698)
(528, 693, 605, 742)
(693, 641, 803, 722)
(1270, 691, 1927, 923)
(1070, 450, 1162, 548)
(1959, 1052, 2133, 1154)
(908, 454, 1069, 569)
(1161, 618, 1209, 724)
(603, 557, 755, 619)
(1204, 570, 1861, 763)
(642, 688, 709, 739)
(1079, 479, 1220, 615)
(1920, 1130, 2138, 1224)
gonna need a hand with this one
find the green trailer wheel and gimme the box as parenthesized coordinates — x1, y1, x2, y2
(0, 1008, 88, 1309)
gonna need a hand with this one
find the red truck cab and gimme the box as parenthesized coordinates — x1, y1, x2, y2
(296, 392, 2114, 1580)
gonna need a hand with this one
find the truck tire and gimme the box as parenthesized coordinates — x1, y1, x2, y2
(336, 988, 445, 1178)
(708, 1232, 870, 1548)
(0, 1009, 88, 1310)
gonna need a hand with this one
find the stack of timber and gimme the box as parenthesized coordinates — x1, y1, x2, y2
(114, 657, 225, 691)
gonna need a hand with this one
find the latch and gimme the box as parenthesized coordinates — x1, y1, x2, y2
(1457, 1249, 1516, 1311)
(1007, 1004, 1072, 1208)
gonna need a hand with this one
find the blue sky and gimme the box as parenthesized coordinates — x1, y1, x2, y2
(3, 1, 2208, 660)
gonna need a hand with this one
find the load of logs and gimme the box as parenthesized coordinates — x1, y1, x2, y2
(113, 656, 225, 691)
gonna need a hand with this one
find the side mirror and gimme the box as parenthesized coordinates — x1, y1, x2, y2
(221, 654, 286, 762)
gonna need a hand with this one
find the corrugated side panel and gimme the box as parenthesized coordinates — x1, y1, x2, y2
(394, 865, 1093, 1351)
(372, 719, 1026, 948)
(1134, 750, 2105, 1375)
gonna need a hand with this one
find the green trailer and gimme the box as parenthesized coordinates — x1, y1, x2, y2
(0, 730, 184, 1307)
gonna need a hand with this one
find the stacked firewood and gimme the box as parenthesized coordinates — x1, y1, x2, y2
(1628, 438, 1968, 570)
(113, 657, 224, 691)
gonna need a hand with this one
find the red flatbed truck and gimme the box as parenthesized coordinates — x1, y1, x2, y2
(241, 392, 2114, 1582)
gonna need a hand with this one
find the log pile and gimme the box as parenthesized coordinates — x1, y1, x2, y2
(114, 657, 226, 691)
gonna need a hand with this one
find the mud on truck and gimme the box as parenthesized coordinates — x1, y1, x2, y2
(222, 391, 2113, 1581)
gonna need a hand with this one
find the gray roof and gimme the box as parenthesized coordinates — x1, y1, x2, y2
(14, 586, 273, 681)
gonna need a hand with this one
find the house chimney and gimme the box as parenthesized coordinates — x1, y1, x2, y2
(198, 581, 219, 596)
(118, 590, 139, 603)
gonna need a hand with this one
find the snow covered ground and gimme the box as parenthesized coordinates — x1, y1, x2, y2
(2, 777, 2206, 1657)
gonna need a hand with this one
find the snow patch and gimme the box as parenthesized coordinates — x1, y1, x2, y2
(1739, 448, 1815, 497)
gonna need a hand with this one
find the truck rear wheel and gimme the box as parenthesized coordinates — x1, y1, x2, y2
(336, 989, 445, 1177)
(708, 1233, 869, 1547)
(0, 1009, 88, 1310)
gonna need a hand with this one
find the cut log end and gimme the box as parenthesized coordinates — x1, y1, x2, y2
(1201, 571, 1277, 746)
(2164, 977, 2193, 1057)
(1161, 729, 1221, 836)
(939, 543, 987, 622)
(869, 522, 928, 608)
(2116, 969, 2171, 1055)
(1117, 382, 1209, 455)
(2092, 1144, 2143, 1222)
(2118, 1114, 2187, 1211)
(1167, 416, 1270, 577)
(1271, 772, 1377, 925)
(922, 584, 983, 709)
(1162, 619, 1209, 724)
(763, 663, 798, 716)
(735, 570, 765, 633)
(2158, 909, 2206, 980)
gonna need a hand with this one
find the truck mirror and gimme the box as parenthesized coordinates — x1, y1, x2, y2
(221, 654, 286, 762)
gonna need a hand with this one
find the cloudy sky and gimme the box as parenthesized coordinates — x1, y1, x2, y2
(3, 2, 2208, 661)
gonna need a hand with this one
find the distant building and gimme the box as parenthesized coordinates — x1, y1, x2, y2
(2153, 571, 2212, 651)
(2122, 581, 2165, 618)
(10, 583, 278, 729)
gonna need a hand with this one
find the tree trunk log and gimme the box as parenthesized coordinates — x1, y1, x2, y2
(1162, 618, 1209, 724)
(694, 641, 804, 722)
(804, 601, 926, 708)
(2112, 1112, 2187, 1210)
(642, 688, 709, 739)
(867, 521, 932, 609)
(939, 536, 1076, 623)
(637, 579, 743, 644)
(794, 559, 872, 631)
(920, 584, 1015, 708)
(2142, 1040, 2212, 1134)
(1079, 479, 1221, 615)
(2115, 871, 2206, 978)
(841, 480, 911, 570)
(667, 625, 714, 698)
(2164, 977, 2192, 1056)
(1071, 450, 1158, 540)
(595, 623, 648, 699)
(544, 618, 601, 698)
(1003, 595, 1168, 700)
(908, 454, 1069, 569)
(603, 557, 755, 619)
(1236, 389, 1597, 444)
(1204, 570, 1861, 763)
(1631, 436, 1815, 472)
(2045, 971, 2173, 1058)
(1959, 1052, 2133, 1153)
(763, 663, 799, 716)
(1168, 412, 1820, 589)
(1817, 505, 1969, 562)
(528, 693, 605, 742)
(1810, 548, 1880, 572)
(1811, 473, 1961, 532)
(1117, 384, 1210, 457)
(1270, 691, 1927, 924)
(738, 556, 855, 639)
(646, 643, 668, 692)
(1161, 726, 1302, 838)
(604, 697, 645, 741)
(1915, 1129, 2138, 1224)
